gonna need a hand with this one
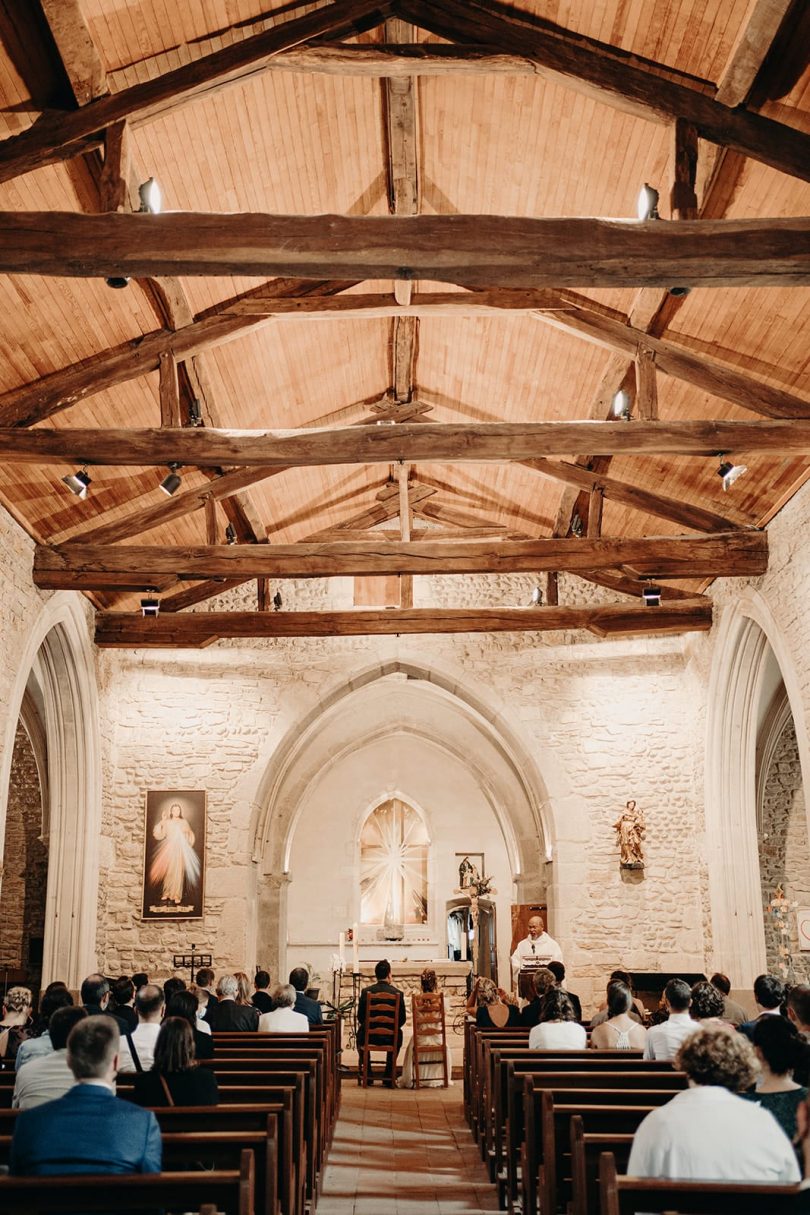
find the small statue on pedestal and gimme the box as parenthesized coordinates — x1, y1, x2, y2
(614, 799, 645, 869)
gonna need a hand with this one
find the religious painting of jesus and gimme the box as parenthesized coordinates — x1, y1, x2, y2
(141, 790, 206, 920)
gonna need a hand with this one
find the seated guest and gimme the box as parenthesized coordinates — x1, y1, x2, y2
(109, 977, 137, 1033)
(188, 983, 215, 1034)
(259, 984, 310, 1033)
(290, 966, 323, 1025)
(15, 985, 73, 1070)
(195, 966, 218, 1025)
(167, 990, 214, 1059)
(643, 978, 698, 1060)
(519, 968, 556, 1028)
(398, 969, 453, 1089)
(710, 971, 748, 1026)
(163, 976, 186, 1006)
(690, 979, 731, 1030)
(13, 1007, 87, 1109)
(547, 960, 583, 1022)
(132, 1016, 219, 1107)
(591, 969, 645, 1026)
(80, 973, 112, 1017)
(739, 973, 785, 1040)
(10, 1015, 161, 1175)
(529, 988, 587, 1050)
(235, 971, 254, 1007)
(252, 970, 275, 1014)
(628, 1027, 799, 1183)
(117, 984, 165, 1073)
(0, 986, 33, 1062)
(357, 960, 407, 1087)
(741, 1014, 809, 1142)
(591, 980, 648, 1051)
(131, 972, 149, 990)
(789, 985, 810, 1036)
(210, 974, 259, 1030)
(475, 977, 521, 1029)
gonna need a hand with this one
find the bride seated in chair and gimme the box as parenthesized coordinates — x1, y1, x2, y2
(399, 969, 453, 1088)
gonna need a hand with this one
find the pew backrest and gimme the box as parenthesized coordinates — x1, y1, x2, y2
(598, 1150, 801, 1214)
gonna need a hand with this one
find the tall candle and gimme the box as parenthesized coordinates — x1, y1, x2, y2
(352, 922, 359, 973)
(338, 931, 345, 968)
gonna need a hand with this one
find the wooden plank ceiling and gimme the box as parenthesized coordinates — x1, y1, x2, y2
(0, 0, 808, 644)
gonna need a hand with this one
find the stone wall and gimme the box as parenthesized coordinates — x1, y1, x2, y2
(759, 718, 810, 983)
(1, 722, 47, 976)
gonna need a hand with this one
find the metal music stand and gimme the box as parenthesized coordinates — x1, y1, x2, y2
(172, 944, 213, 984)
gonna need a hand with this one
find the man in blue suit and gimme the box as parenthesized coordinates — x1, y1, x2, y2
(10, 1015, 161, 1175)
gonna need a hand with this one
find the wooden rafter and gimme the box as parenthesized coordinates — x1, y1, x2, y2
(7, 420, 810, 467)
(33, 533, 767, 589)
(1, 212, 807, 286)
(0, 0, 393, 183)
(94, 601, 713, 646)
(394, 0, 810, 183)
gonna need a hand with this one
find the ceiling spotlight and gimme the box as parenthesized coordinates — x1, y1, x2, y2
(159, 463, 182, 496)
(636, 183, 660, 221)
(105, 276, 130, 289)
(643, 581, 662, 608)
(611, 389, 630, 420)
(225, 523, 237, 545)
(273, 590, 283, 611)
(187, 398, 203, 427)
(62, 467, 91, 499)
(531, 585, 543, 606)
(140, 596, 160, 617)
(717, 457, 748, 492)
(570, 513, 584, 538)
(138, 177, 162, 214)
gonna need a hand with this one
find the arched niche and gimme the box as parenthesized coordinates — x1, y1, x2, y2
(705, 591, 810, 987)
(0, 596, 101, 988)
(251, 662, 554, 979)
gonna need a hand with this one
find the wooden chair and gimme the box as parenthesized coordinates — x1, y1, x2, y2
(358, 991, 401, 1087)
(411, 992, 449, 1088)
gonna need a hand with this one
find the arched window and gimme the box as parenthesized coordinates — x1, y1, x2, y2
(359, 798, 429, 925)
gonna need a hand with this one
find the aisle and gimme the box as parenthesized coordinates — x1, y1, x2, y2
(316, 1083, 499, 1215)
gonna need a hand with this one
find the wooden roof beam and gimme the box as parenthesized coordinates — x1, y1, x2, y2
(0, 0, 393, 183)
(394, 0, 810, 183)
(94, 601, 713, 646)
(6, 420, 810, 467)
(2, 212, 807, 286)
(33, 533, 767, 589)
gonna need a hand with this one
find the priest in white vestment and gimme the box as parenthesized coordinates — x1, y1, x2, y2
(510, 915, 563, 986)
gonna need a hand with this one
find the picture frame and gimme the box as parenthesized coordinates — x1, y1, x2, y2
(456, 852, 485, 889)
(141, 790, 206, 920)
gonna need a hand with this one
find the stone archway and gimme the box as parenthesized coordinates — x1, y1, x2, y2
(705, 592, 810, 987)
(0, 596, 101, 988)
(250, 661, 555, 979)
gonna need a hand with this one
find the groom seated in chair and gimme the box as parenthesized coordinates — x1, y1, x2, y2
(357, 960, 406, 1088)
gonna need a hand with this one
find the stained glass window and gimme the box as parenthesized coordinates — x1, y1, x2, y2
(359, 798, 429, 925)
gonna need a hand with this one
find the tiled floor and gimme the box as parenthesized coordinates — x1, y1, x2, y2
(316, 1082, 499, 1215)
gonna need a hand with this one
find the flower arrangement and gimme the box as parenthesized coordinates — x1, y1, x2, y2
(767, 884, 798, 979)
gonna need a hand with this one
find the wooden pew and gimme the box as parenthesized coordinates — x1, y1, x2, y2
(502, 1062, 684, 1210)
(0, 1147, 254, 1213)
(569, 1117, 632, 1215)
(598, 1150, 801, 1214)
(524, 1095, 659, 1215)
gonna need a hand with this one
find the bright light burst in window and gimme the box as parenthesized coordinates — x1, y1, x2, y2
(359, 798, 429, 925)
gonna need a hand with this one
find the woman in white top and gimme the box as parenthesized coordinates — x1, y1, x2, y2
(590, 980, 647, 1051)
(259, 983, 309, 1033)
(529, 988, 587, 1050)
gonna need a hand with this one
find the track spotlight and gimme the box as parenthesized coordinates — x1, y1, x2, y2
(636, 183, 660, 221)
(62, 467, 91, 499)
(611, 389, 630, 420)
(225, 523, 237, 545)
(530, 585, 543, 606)
(643, 581, 662, 608)
(717, 457, 748, 492)
(187, 398, 203, 427)
(138, 177, 162, 214)
(140, 596, 160, 617)
(159, 463, 182, 496)
(105, 276, 130, 289)
(273, 590, 283, 611)
(570, 513, 584, 538)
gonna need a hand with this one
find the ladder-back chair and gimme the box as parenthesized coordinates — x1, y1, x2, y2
(358, 991, 402, 1087)
(412, 991, 449, 1088)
